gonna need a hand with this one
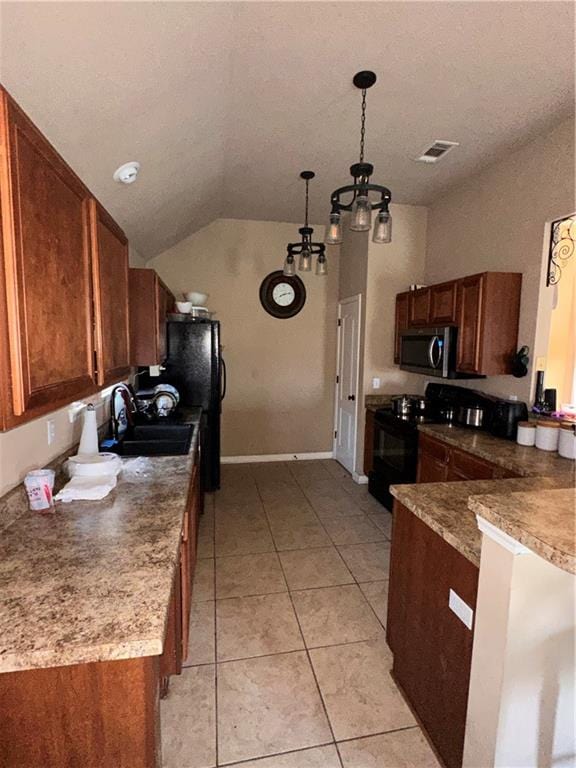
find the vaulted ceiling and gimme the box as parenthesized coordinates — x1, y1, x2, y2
(1, 2, 573, 259)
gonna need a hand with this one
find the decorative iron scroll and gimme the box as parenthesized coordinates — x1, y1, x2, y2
(547, 215, 576, 285)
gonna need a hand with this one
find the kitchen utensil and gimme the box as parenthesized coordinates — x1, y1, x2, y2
(176, 301, 192, 313)
(391, 394, 413, 417)
(411, 396, 427, 412)
(558, 423, 576, 460)
(152, 391, 178, 417)
(457, 405, 485, 428)
(516, 421, 536, 447)
(535, 420, 560, 451)
(185, 291, 208, 305)
(24, 469, 55, 512)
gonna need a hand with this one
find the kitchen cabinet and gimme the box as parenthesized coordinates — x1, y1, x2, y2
(417, 433, 520, 482)
(0, 87, 132, 430)
(90, 200, 130, 386)
(0, 88, 97, 428)
(456, 272, 522, 376)
(388, 501, 479, 768)
(364, 409, 375, 475)
(393, 292, 410, 363)
(392, 272, 521, 376)
(129, 268, 175, 366)
(429, 280, 457, 324)
(408, 287, 430, 326)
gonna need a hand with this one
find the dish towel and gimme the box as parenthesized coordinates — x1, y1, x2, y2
(54, 474, 118, 503)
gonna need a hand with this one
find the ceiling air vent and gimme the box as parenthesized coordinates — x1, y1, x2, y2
(415, 140, 459, 164)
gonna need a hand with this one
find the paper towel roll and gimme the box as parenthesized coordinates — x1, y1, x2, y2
(78, 404, 99, 455)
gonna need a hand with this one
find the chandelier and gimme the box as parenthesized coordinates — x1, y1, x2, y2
(325, 71, 392, 246)
(283, 171, 327, 277)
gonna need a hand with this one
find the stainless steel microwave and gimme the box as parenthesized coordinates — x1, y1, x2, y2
(399, 326, 458, 378)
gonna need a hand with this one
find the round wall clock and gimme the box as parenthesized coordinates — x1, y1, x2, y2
(259, 270, 306, 319)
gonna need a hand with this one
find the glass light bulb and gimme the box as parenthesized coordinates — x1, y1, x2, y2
(372, 210, 392, 244)
(299, 249, 312, 272)
(316, 255, 328, 276)
(350, 195, 371, 231)
(283, 254, 296, 276)
(325, 212, 343, 244)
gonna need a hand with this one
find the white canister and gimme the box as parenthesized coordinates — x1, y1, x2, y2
(558, 423, 576, 460)
(535, 420, 560, 452)
(516, 421, 536, 447)
(24, 469, 55, 511)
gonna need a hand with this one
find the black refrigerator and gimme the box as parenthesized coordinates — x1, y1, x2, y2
(164, 317, 225, 491)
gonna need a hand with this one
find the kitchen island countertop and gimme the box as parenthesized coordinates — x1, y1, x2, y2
(0, 415, 200, 674)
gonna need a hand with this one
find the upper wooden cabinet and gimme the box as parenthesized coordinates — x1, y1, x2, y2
(0, 87, 131, 430)
(408, 287, 430, 326)
(0, 90, 97, 428)
(90, 201, 130, 386)
(393, 271, 522, 377)
(393, 292, 410, 364)
(456, 272, 522, 376)
(429, 281, 457, 324)
(129, 268, 174, 366)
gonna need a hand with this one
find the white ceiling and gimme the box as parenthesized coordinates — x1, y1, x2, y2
(1, 2, 574, 259)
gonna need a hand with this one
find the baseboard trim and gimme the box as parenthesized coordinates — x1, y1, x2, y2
(353, 473, 369, 484)
(222, 451, 334, 464)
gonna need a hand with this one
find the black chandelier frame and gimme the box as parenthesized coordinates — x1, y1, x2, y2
(286, 171, 326, 263)
(329, 71, 392, 217)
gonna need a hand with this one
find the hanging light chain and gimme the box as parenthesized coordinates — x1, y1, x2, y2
(359, 88, 367, 164)
(304, 176, 310, 228)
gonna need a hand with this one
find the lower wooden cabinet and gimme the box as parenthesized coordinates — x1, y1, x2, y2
(417, 433, 520, 482)
(364, 409, 375, 475)
(388, 501, 479, 768)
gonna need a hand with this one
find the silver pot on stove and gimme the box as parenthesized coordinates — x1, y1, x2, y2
(391, 394, 413, 417)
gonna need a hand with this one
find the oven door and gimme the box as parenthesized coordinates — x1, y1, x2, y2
(399, 326, 455, 378)
(368, 413, 418, 509)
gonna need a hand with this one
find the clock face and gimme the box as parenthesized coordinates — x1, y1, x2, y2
(259, 271, 306, 319)
(272, 282, 296, 307)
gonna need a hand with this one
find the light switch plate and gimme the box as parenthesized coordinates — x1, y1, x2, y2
(449, 588, 474, 630)
(372, 377, 381, 390)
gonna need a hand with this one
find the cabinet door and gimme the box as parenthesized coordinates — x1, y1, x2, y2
(456, 274, 484, 374)
(429, 281, 457, 324)
(409, 288, 431, 327)
(451, 447, 495, 480)
(90, 201, 130, 386)
(0, 92, 96, 424)
(363, 409, 375, 475)
(156, 281, 172, 364)
(389, 502, 479, 768)
(416, 450, 449, 483)
(394, 292, 410, 363)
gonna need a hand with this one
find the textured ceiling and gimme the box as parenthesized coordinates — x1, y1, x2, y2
(1, 1, 574, 259)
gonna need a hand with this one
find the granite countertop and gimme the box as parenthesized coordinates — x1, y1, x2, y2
(365, 394, 394, 412)
(390, 476, 574, 567)
(469, 487, 576, 574)
(419, 423, 576, 478)
(0, 415, 200, 674)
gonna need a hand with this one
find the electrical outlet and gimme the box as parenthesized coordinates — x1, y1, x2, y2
(47, 419, 56, 446)
(372, 377, 381, 390)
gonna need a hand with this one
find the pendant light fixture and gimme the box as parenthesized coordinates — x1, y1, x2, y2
(283, 171, 327, 277)
(325, 71, 392, 246)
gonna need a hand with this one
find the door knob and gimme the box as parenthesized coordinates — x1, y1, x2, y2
(348, 395, 355, 401)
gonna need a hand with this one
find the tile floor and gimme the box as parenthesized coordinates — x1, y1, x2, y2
(161, 459, 441, 768)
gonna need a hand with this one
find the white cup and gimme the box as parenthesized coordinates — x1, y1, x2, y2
(24, 469, 55, 512)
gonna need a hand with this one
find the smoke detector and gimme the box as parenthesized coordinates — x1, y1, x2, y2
(113, 161, 140, 184)
(415, 140, 459, 164)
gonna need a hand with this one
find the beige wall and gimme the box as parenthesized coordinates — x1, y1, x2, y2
(425, 117, 575, 402)
(0, 394, 111, 497)
(149, 219, 339, 457)
(338, 204, 428, 475)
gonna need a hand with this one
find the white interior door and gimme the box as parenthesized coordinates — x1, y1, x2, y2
(334, 295, 361, 473)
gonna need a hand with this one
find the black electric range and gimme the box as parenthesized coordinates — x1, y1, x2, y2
(367, 406, 443, 509)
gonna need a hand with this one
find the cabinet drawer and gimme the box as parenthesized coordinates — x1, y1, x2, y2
(419, 434, 449, 464)
(451, 448, 495, 480)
